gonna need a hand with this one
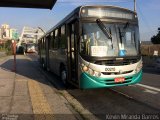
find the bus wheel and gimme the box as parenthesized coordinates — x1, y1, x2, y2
(42, 59, 46, 70)
(42, 63, 45, 68)
(60, 67, 68, 86)
(42, 61, 45, 68)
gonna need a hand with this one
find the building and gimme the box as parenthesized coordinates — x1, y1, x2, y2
(10, 29, 19, 40)
(141, 41, 152, 45)
(0, 24, 19, 41)
(0, 29, 2, 39)
(1, 24, 10, 39)
(19, 26, 45, 44)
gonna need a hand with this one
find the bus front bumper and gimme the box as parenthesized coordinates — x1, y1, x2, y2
(80, 70, 142, 89)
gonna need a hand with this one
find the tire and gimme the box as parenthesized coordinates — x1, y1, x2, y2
(60, 67, 69, 87)
(42, 59, 46, 70)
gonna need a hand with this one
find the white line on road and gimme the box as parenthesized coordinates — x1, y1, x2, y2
(110, 88, 133, 99)
(137, 84, 160, 92)
(144, 89, 158, 94)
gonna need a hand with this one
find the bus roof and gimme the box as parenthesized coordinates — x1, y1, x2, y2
(40, 5, 137, 39)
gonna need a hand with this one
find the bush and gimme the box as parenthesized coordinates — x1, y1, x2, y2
(4, 40, 12, 55)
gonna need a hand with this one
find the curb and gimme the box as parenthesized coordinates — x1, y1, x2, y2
(26, 55, 99, 120)
(34, 61, 99, 120)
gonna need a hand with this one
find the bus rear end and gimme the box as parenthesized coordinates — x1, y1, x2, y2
(26, 43, 36, 53)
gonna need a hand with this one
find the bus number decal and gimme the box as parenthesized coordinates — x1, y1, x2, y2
(105, 68, 115, 71)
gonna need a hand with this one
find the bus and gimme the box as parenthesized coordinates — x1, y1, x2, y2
(26, 43, 36, 53)
(38, 5, 143, 89)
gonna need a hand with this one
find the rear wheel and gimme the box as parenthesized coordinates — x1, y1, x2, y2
(42, 58, 46, 70)
(60, 67, 69, 87)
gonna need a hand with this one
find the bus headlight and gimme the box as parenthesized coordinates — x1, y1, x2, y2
(135, 61, 143, 73)
(88, 68, 95, 76)
(82, 65, 94, 75)
(81, 64, 101, 77)
(95, 72, 101, 77)
(83, 66, 89, 71)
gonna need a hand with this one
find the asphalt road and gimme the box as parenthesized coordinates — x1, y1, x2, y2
(27, 53, 160, 120)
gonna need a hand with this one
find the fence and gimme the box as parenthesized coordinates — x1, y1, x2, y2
(141, 44, 160, 56)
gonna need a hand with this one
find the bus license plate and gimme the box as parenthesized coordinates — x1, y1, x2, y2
(114, 77, 125, 83)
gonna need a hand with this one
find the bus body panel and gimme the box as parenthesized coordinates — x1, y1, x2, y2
(48, 49, 67, 75)
(79, 57, 142, 78)
(79, 56, 142, 89)
(41, 38, 47, 67)
(80, 70, 142, 89)
(49, 49, 58, 74)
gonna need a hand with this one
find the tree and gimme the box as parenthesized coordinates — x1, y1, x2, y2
(151, 28, 160, 44)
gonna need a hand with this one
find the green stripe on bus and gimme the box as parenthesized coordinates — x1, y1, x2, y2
(80, 70, 142, 89)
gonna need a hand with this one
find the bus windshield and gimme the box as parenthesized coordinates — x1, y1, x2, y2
(80, 22, 139, 57)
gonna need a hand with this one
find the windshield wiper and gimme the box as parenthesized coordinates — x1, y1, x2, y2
(109, 27, 113, 49)
(123, 22, 130, 30)
(96, 19, 112, 39)
(118, 27, 123, 48)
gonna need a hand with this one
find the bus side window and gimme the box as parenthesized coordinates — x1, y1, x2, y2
(60, 25, 67, 49)
(44, 38, 46, 50)
(42, 38, 44, 49)
(80, 35, 90, 55)
(54, 29, 59, 49)
(50, 32, 54, 49)
(71, 24, 75, 51)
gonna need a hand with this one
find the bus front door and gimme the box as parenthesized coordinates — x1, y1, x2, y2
(46, 35, 50, 71)
(68, 22, 78, 85)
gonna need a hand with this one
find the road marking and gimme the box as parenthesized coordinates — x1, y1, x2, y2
(144, 89, 158, 94)
(110, 88, 133, 99)
(137, 84, 160, 92)
(28, 80, 54, 120)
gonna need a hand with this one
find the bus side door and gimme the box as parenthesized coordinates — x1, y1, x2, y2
(46, 35, 50, 70)
(67, 21, 78, 84)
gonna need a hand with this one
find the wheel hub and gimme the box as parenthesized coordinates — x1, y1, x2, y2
(61, 71, 66, 84)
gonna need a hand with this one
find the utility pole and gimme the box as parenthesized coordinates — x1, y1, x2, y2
(134, 0, 137, 12)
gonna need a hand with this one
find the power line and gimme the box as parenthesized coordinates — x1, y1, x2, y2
(137, 4, 153, 33)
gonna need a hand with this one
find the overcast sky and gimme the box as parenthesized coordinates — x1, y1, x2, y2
(0, 0, 159, 41)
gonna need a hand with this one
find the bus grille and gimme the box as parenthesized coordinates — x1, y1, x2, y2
(95, 59, 138, 66)
(102, 70, 133, 75)
(104, 77, 132, 85)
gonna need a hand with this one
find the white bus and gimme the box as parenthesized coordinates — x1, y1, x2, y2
(38, 6, 142, 89)
(26, 43, 36, 53)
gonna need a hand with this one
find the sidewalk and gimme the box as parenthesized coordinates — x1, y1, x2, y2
(0, 51, 6, 58)
(0, 55, 78, 120)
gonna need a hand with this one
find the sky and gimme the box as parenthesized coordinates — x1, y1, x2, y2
(0, 0, 159, 41)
